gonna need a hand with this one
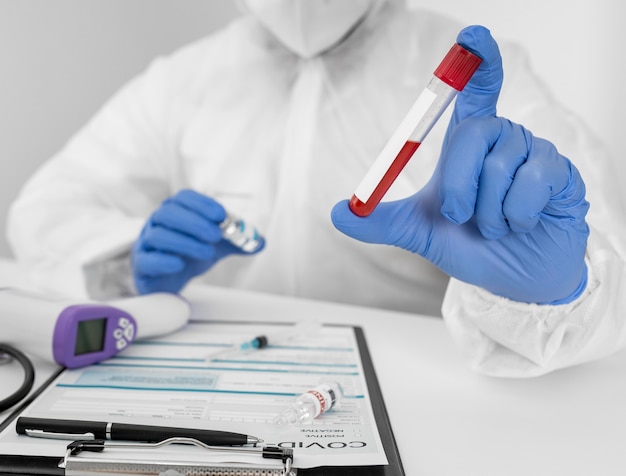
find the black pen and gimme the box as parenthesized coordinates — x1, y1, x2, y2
(16, 417, 262, 446)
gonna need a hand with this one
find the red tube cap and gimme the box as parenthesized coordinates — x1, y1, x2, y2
(434, 43, 482, 91)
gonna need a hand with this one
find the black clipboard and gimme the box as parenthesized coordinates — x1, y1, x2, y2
(0, 325, 404, 475)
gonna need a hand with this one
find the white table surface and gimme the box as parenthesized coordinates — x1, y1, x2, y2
(1, 258, 625, 476)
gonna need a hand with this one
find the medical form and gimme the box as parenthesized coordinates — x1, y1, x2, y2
(0, 321, 393, 471)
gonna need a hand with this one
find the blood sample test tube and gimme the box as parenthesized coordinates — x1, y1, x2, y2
(349, 43, 482, 217)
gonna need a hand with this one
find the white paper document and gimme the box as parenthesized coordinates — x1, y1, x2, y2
(0, 321, 389, 470)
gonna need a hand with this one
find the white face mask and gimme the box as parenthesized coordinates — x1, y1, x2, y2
(242, 0, 376, 58)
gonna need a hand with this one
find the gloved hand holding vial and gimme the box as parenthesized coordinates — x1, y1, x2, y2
(132, 189, 264, 295)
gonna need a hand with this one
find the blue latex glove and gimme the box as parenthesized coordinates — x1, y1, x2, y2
(331, 25, 589, 305)
(132, 189, 265, 294)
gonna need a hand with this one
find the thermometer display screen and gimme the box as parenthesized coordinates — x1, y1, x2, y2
(74, 318, 107, 355)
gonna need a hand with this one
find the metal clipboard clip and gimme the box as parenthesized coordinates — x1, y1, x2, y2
(60, 437, 295, 476)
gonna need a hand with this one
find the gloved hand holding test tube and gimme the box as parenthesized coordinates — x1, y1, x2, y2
(206, 321, 321, 361)
(333, 26, 589, 306)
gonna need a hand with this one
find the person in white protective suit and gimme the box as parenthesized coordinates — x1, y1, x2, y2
(7, 0, 626, 377)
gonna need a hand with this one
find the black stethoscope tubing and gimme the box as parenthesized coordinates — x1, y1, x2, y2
(0, 343, 35, 413)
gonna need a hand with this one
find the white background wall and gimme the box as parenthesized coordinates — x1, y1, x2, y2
(0, 0, 623, 258)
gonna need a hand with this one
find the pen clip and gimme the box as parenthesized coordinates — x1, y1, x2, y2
(24, 428, 95, 440)
(59, 439, 105, 469)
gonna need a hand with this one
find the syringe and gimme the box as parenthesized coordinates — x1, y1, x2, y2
(349, 42, 482, 217)
(273, 381, 343, 427)
(206, 321, 321, 362)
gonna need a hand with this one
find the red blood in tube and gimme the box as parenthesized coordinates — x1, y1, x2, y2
(349, 140, 421, 217)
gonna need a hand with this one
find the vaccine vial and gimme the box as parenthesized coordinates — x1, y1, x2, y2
(273, 382, 343, 427)
(349, 42, 482, 217)
(219, 213, 263, 253)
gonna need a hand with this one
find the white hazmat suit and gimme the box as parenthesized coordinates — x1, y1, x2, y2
(7, 0, 626, 377)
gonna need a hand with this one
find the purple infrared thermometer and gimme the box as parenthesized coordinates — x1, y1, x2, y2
(52, 304, 137, 368)
(1, 288, 190, 369)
